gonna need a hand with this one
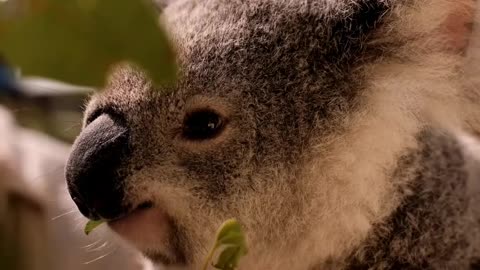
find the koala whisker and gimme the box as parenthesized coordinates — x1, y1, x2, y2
(81, 239, 103, 250)
(86, 241, 110, 252)
(83, 248, 117, 265)
(50, 209, 76, 221)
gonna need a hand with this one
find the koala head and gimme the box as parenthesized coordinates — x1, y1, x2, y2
(65, 0, 476, 269)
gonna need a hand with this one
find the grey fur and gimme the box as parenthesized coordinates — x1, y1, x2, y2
(69, 0, 480, 269)
(343, 130, 480, 270)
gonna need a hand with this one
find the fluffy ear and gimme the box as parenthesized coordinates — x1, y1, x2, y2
(441, 0, 475, 53)
(389, 0, 475, 53)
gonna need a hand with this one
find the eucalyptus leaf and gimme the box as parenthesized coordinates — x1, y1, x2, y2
(0, 0, 176, 87)
(213, 246, 245, 270)
(214, 219, 244, 248)
(202, 218, 248, 270)
(216, 232, 245, 249)
(84, 220, 104, 235)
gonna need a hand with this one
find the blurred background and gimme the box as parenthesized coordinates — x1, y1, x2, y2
(0, 0, 175, 269)
(0, 69, 150, 270)
(1, 75, 88, 142)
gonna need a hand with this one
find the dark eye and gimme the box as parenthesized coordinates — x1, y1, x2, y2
(182, 109, 224, 140)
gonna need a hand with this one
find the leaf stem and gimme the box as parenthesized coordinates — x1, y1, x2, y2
(202, 245, 217, 270)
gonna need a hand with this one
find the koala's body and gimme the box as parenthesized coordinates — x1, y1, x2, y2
(66, 0, 480, 269)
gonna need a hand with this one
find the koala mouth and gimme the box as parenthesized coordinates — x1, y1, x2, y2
(107, 201, 185, 265)
(107, 201, 157, 233)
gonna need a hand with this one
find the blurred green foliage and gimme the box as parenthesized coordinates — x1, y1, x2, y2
(0, 0, 178, 142)
(0, 0, 177, 87)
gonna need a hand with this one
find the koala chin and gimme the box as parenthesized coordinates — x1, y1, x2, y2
(65, 0, 480, 269)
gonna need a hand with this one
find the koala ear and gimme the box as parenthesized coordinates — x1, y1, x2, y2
(441, 0, 475, 53)
(393, 0, 475, 53)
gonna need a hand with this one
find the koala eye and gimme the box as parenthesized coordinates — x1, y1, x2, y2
(182, 109, 224, 140)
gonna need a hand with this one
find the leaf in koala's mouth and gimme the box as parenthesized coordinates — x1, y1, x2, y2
(84, 220, 105, 235)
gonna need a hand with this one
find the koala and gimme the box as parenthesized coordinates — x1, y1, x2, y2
(65, 0, 480, 269)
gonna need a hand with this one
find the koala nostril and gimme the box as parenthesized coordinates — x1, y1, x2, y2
(137, 201, 153, 210)
(66, 113, 131, 221)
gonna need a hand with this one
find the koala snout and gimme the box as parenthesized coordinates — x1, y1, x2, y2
(66, 113, 131, 221)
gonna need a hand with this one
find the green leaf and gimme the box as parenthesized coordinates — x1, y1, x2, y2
(216, 232, 245, 247)
(213, 246, 247, 270)
(202, 218, 248, 270)
(84, 220, 104, 235)
(215, 219, 244, 247)
(0, 0, 176, 87)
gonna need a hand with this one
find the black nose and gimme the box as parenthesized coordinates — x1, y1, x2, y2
(66, 113, 130, 220)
